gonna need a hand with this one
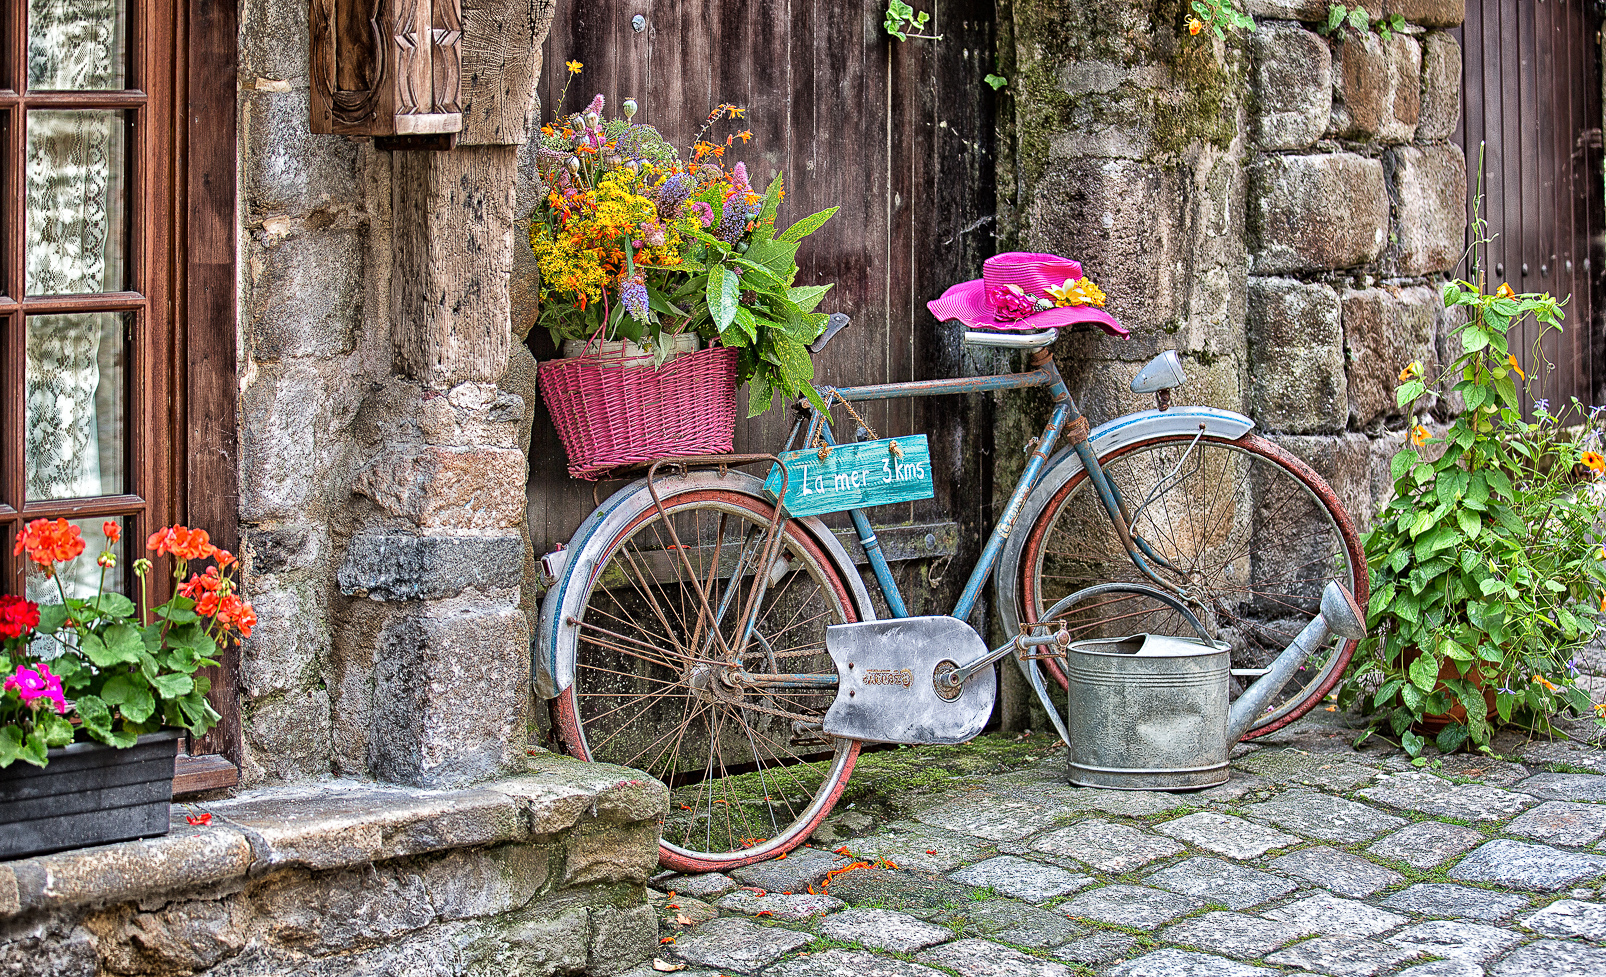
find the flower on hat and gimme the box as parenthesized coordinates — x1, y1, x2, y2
(1046, 276, 1107, 309)
(987, 284, 1038, 322)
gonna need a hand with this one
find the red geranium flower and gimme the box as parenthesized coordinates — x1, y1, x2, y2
(0, 595, 40, 640)
(13, 518, 86, 567)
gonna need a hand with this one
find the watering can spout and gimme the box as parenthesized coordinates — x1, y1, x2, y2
(1224, 581, 1367, 743)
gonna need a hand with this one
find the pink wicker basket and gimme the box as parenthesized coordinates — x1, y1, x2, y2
(538, 344, 738, 480)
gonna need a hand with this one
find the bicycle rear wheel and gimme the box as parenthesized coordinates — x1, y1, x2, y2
(1017, 432, 1365, 739)
(549, 485, 860, 873)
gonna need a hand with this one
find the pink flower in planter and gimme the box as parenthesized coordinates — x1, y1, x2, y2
(4, 663, 67, 714)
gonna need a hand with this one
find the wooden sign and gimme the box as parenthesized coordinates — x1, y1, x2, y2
(310, 0, 464, 149)
(765, 437, 935, 517)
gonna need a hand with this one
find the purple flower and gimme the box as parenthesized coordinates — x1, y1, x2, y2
(692, 202, 715, 227)
(1497, 683, 1516, 696)
(1565, 656, 1581, 677)
(716, 201, 759, 244)
(731, 161, 751, 194)
(619, 274, 649, 323)
(654, 174, 692, 217)
(4, 663, 67, 714)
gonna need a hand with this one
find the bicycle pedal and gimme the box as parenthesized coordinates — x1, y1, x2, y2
(821, 616, 995, 745)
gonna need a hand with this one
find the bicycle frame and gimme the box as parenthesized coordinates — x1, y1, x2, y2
(779, 345, 1179, 647)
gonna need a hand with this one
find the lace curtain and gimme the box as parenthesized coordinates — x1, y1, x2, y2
(25, 0, 127, 602)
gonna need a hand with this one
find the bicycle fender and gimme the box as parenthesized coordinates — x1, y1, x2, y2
(994, 407, 1255, 637)
(534, 470, 876, 699)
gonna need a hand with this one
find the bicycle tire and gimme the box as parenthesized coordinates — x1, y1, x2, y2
(548, 483, 861, 873)
(1011, 432, 1366, 739)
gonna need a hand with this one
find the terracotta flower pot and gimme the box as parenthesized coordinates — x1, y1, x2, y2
(1402, 647, 1498, 736)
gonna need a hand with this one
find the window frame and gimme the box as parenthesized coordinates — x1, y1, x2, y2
(0, 0, 240, 789)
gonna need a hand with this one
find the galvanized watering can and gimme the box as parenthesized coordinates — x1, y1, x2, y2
(1064, 581, 1366, 790)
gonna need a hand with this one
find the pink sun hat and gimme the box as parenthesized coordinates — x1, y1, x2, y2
(927, 252, 1127, 338)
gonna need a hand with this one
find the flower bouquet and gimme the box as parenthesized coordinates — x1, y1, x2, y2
(1, 518, 254, 768)
(529, 65, 839, 477)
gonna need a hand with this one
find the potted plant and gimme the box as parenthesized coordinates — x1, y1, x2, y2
(529, 65, 838, 479)
(0, 519, 254, 859)
(1342, 278, 1606, 757)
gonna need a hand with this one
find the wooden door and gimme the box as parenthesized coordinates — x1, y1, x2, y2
(528, 2, 999, 620)
(1456, 0, 1606, 414)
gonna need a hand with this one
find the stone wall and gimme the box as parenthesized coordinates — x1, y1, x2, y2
(234, 0, 556, 789)
(0, 760, 664, 977)
(1000, 0, 1468, 528)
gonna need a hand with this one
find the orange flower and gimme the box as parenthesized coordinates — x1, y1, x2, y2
(737, 130, 753, 143)
(1398, 361, 1421, 383)
(1411, 425, 1431, 446)
(1496, 283, 1516, 299)
(1584, 451, 1605, 474)
(148, 525, 218, 562)
(1506, 354, 1524, 381)
(178, 566, 225, 600)
(13, 518, 86, 567)
(1187, 16, 1203, 35)
(216, 594, 256, 639)
(102, 520, 120, 544)
(215, 549, 236, 568)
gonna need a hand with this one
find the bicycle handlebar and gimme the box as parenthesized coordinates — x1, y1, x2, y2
(962, 328, 1059, 349)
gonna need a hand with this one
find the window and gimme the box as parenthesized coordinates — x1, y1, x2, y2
(1, 0, 240, 787)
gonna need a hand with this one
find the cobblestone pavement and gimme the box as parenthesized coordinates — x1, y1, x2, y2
(633, 712, 1606, 977)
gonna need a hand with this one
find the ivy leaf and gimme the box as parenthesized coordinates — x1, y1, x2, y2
(1408, 650, 1441, 691)
(1327, 5, 1347, 31)
(1401, 729, 1426, 757)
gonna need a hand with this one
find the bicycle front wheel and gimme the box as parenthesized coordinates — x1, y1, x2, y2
(1017, 433, 1365, 739)
(549, 485, 860, 873)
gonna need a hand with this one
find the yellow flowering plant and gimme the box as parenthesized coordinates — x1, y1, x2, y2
(529, 69, 839, 416)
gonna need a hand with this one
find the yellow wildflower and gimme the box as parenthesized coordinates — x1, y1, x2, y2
(566, 60, 583, 75)
(1187, 17, 1203, 35)
(1046, 276, 1107, 308)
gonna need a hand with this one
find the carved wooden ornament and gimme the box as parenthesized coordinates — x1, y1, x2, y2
(310, 0, 463, 148)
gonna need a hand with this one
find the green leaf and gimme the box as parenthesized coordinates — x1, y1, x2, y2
(1327, 5, 1347, 31)
(1390, 449, 1418, 480)
(1462, 327, 1491, 352)
(79, 631, 135, 667)
(101, 674, 156, 723)
(74, 694, 113, 738)
(36, 709, 75, 747)
(1408, 651, 1441, 691)
(1435, 723, 1469, 753)
(778, 207, 839, 244)
(744, 238, 800, 276)
(706, 267, 740, 332)
(727, 306, 759, 345)
(36, 602, 69, 634)
(747, 375, 775, 419)
(149, 672, 195, 698)
(1401, 729, 1426, 757)
(1455, 508, 1482, 540)
(90, 592, 137, 619)
(787, 284, 833, 314)
(1396, 380, 1426, 406)
(1348, 7, 1369, 30)
(984, 73, 1008, 90)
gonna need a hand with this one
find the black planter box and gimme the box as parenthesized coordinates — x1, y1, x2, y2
(0, 730, 180, 861)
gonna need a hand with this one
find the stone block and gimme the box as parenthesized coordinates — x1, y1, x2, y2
(717, 890, 846, 919)
(946, 855, 1092, 903)
(1254, 24, 1332, 150)
(252, 866, 434, 953)
(1330, 32, 1420, 143)
(1264, 892, 1408, 937)
(1248, 278, 1347, 433)
(420, 382, 527, 450)
(0, 920, 98, 977)
(1106, 949, 1276, 977)
(1266, 935, 1422, 976)
(353, 446, 528, 530)
(1251, 154, 1388, 273)
(1381, 883, 1532, 921)
(564, 820, 661, 886)
(1269, 846, 1403, 898)
(589, 903, 657, 975)
(243, 690, 333, 783)
(244, 525, 325, 577)
(1153, 811, 1300, 859)
(1522, 899, 1606, 942)
(339, 534, 525, 601)
(239, 584, 327, 698)
(772, 949, 948, 977)
(1343, 287, 1440, 428)
(245, 228, 363, 360)
(499, 757, 670, 830)
(1144, 857, 1301, 909)
(1245, 0, 1331, 19)
(458, 905, 591, 977)
(821, 909, 953, 953)
(1368, 822, 1485, 869)
(1359, 771, 1538, 820)
(1265, 434, 1377, 534)
(1493, 941, 1606, 977)
(422, 844, 550, 921)
(1391, 144, 1468, 275)
(87, 897, 249, 974)
(239, 362, 356, 522)
(1026, 159, 1189, 342)
(1514, 772, 1606, 802)
(1383, 0, 1466, 29)
(9, 823, 253, 915)
(916, 939, 1080, 977)
(1058, 884, 1203, 928)
(669, 916, 812, 971)
(1161, 911, 1307, 959)
(1031, 820, 1185, 873)
(1448, 839, 1606, 891)
(239, 0, 310, 79)
(369, 598, 530, 787)
(243, 89, 361, 218)
(1418, 33, 1462, 142)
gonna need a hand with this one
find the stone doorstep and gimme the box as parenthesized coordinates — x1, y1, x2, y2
(0, 755, 667, 918)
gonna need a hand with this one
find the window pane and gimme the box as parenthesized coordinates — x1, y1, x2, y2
(26, 109, 129, 296)
(24, 515, 125, 605)
(26, 312, 125, 500)
(28, 0, 128, 91)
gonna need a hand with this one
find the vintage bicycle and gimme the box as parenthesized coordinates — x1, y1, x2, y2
(536, 287, 1366, 874)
